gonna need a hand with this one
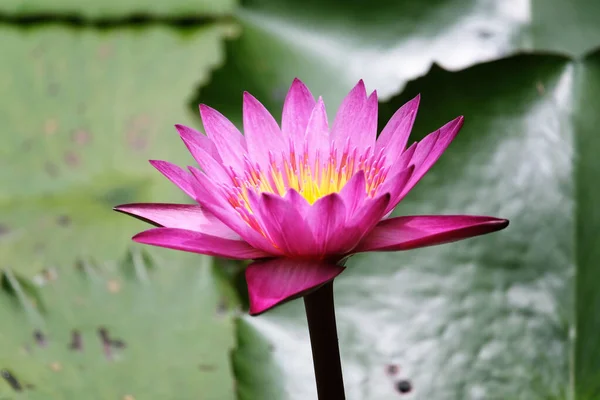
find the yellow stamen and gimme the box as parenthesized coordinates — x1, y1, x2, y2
(231, 150, 386, 210)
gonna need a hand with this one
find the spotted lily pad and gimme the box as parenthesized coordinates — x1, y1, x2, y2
(0, 24, 233, 277)
(0, 248, 238, 399)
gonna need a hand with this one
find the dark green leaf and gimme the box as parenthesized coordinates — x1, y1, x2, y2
(201, 0, 600, 122)
(574, 49, 600, 399)
(228, 53, 600, 399)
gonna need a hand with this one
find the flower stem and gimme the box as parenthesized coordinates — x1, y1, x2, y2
(303, 281, 346, 400)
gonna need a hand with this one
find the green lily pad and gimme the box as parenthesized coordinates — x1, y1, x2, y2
(200, 0, 600, 121)
(229, 52, 600, 399)
(0, 0, 236, 18)
(0, 248, 238, 399)
(0, 24, 233, 277)
(573, 49, 600, 399)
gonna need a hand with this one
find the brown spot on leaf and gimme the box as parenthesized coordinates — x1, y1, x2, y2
(0, 224, 10, 237)
(69, 330, 83, 351)
(97, 44, 114, 60)
(49, 362, 62, 372)
(72, 129, 91, 146)
(395, 379, 412, 394)
(386, 364, 399, 376)
(536, 81, 545, 95)
(44, 119, 58, 135)
(123, 395, 136, 400)
(98, 327, 126, 360)
(57, 215, 71, 227)
(98, 327, 112, 359)
(127, 132, 148, 151)
(34, 330, 47, 347)
(125, 114, 152, 151)
(44, 161, 59, 177)
(1, 369, 23, 391)
(64, 151, 80, 167)
(107, 279, 121, 293)
(98, 327, 110, 343)
(75, 259, 85, 271)
(126, 133, 148, 151)
(42, 268, 58, 281)
(198, 364, 217, 372)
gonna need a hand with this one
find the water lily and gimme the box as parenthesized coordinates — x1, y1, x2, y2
(115, 79, 508, 315)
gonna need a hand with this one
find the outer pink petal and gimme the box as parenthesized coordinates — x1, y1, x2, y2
(304, 97, 330, 166)
(378, 165, 415, 214)
(245, 190, 280, 247)
(133, 227, 270, 260)
(398, 116, 464, 199)
(114, 203, 240, 240)
(340, 90, 378, 154)
(338, 170, 367, 215)
(253, 192, 316, 256)
(199, 104, 247, 172)
(175, 124, 222, 163)
(187, 166, 230, 212)
(331, 80, 367, 145)
(243, 92, 285, 167)
(384, 141, 417, 180)
(180, 137, 231, 185)
(282, 78, 316, 151)
(341, 193, 391, 253)
(377, 95, 420, 166)
(149, 160, 195, 200)
(246, 258, 345, 315)
(306, 193, 348, 255)
(285, 188, 311, 215)
(348, 193, 391, 236)
(354, 215, 509, 252)
(188, 167, 283, 256)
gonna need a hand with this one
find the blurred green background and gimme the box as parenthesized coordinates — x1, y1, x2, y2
(1, 0, 599, 399)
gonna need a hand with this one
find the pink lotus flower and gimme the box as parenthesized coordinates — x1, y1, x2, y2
(115, 79, 508, 315)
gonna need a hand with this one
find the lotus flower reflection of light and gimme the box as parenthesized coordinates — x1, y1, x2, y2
(115, 79, 509, 315)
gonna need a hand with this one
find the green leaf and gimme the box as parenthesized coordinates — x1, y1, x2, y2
(0, 248, 238, 399)
(574, 49, 600, 399)
(0, 0, 236, 18)
(531, 0, 600, 57)
(200, 0, 600, 120)
(0, 24, 234, 276)
(232, 318, 286, 400)
(229, 52, 600, 399)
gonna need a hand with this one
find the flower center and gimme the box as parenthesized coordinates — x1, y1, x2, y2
(230, 147, 387, 206)
(223, 147, 388, 241)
